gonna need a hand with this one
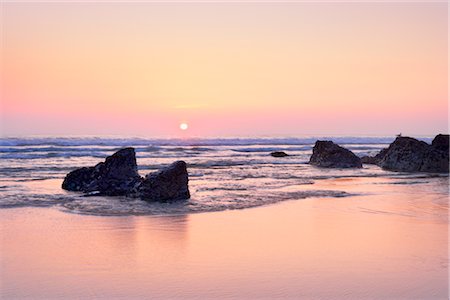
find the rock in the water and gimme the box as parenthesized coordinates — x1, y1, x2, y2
(379, 135, 449, 173)
(62, 148, 191, 201)
(360, 148, 388, 165)
(309, 141, 362, 168)
(132, 161, 190, 202)
(62, 147, 141, 195)
(379, 137, 429, 172)
(270, 151, 289, 157)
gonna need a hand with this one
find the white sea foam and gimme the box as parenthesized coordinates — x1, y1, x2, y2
(0, 136, 412, 147)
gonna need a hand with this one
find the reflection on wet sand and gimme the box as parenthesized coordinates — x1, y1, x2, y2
(1, 176, 448, 299)
(1, 211, 189, 298)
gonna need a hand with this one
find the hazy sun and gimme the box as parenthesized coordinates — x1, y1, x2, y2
(180, 123, 188, 130)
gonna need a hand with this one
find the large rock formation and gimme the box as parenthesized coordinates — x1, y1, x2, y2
(131, 161, 190, 202)
(62, 148, 141, 195)
(379, 135, 449, 173)
(309, 141, 362, 168)
(62, 148, 191, 200)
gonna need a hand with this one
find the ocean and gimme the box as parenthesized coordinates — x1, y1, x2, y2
(0, 136, 446, 217)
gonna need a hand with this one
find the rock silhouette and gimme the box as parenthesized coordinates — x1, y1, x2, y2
(379, 135, 449, 173)
(62, 148, 190, 200)
(62, 148, 141, 196)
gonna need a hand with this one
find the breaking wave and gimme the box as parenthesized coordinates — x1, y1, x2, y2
(0, 136, 414, 147)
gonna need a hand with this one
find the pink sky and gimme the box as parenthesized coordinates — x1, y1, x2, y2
(1, 2, 448, 137)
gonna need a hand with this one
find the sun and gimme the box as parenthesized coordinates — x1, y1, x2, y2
(180, 123, 188, 130)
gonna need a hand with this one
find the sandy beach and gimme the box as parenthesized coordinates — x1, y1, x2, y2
(1, 176, 447, 299)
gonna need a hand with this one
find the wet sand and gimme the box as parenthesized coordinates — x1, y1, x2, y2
(1, 177, 448, 299)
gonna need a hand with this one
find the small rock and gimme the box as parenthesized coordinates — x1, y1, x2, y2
(361, 148, 388, 165)
(270, 151, 289, 157)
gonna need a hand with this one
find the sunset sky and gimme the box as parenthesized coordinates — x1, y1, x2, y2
(1, 2, 447, 137)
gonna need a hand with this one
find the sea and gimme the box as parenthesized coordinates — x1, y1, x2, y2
(0, 136, 447, 217)
(1, 136, 449, 299)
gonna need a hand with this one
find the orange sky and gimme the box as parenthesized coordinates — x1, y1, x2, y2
(1, 2, 448, 136)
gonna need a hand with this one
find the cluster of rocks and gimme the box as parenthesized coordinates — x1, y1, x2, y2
(308, 134, 449, 173)
(377, 134, 449, 173)
(62, 148, 190, 202)
(62, 134, 448, 202)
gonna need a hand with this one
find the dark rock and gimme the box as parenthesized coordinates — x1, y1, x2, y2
(270, 151, 289, 157)
(420, 149, 449, 173)
(431, 134, 449, 151)
(61, 166, 96, 192)
(62, 148, 141, 195)
(379, 135, 449, 173)
(361, 156, 378, 165)
(132, 161, 190, 202)
(62, 148, 191, 201)
(379, 137, 429, 172)
(309, 141, 362, 168)
(361, 148, 388, 165)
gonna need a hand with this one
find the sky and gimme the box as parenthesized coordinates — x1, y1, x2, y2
(1, 2, 448, 137)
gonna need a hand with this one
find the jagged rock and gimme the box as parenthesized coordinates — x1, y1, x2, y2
(379, 135, 449, 173)
(309, 141, 362, 168)
(62, 148, 141, 196)
(361, 148, 388, 165)
(62, 148, 191, 201)
(270, 151, 289, 157)
(132, 161, 190, 202)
